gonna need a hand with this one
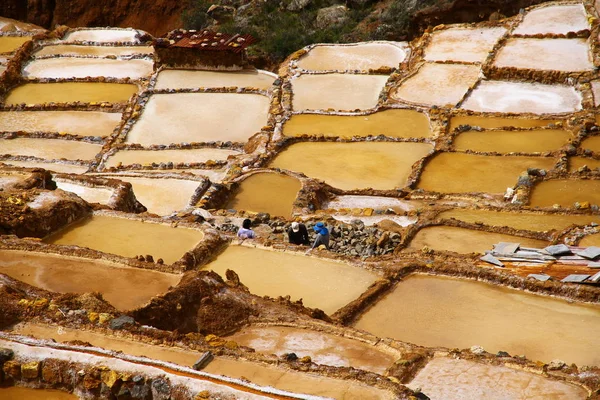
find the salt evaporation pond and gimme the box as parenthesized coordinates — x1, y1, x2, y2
(291, 74, 388, 111)
(392, 63, 480, 107)
(297, 42, 408, 71)
(424, 27, 506, 63)
(63, 28, 141, 43)
(55, 180, 114, 205)
(283, 109, 432, 138)
(461, 81, 582, 114)
(569, 156, 600, 171)
(513, 4, 589, 36)
(417, 153, 555, 193)
(449, 115, 561, 131)
(579, 233, 600, 247)
(202, 245, 379, 314)
(0, 110, 122, 137)
(155, 69, 276, 90)
(354, 274, 600, 366)
(0, 250, 180, 310)
(580, 135, 600, 152)
(23, 57, 154, 79)
(45, 215, 204, 264)
(34, 44, 154, 57)
(529, 179, 600, 207)
(0, 386, 77, 400)
(270, 141, 432, 190)
(0, 36, 31, 54)
(225, 173, 301, 217)
(438, 209, 598, 232)
(407, 226, 547, 253)
(228, 325, 396, 373)
(453, 128, 570, 153)
(0, 160, 89, 174)
(125, 93, 270, 145)
(0, 138, 101, 161)
(104, 148, 239, 168)
(4, 82, 138, 105)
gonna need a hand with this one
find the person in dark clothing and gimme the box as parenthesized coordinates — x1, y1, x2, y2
(288, 221, 309, 245)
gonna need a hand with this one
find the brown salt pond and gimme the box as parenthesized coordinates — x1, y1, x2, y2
(34, 44, 154, 57)
(225, 173, 301, 217)
(529, 179, 600, 207)
(438, 209, 598, 232)
(104, 148, 240, 168)
(0, 36, 31, 54)
(0, 110, 122, 137)
(125, 93, 270, 145)
(407, 357, 587, 400)
(202, 245, 379, 314)
(270, 141, 432, 190)
(227, 325, 396, 373)
(354, 274, 600, 366)
(453, 128, 571, 153)
(297, 42, 408, 71)
(0, 160, 89, 174)
(580, 135, 600, 153)
(406, 226, 547, 253)
(291, 74, 389, 111)
(283, 109, 432, 138)
(0, 138, 101, 161)
(55, 180, 114, 205)
(569, 156, 600, 171)
(4, 82, 138, 105)
(154, 69, 276, 90)
(449, 115, 561, 131)
(44, 214, 204, 264)
(417, 153, 555, 193)
(0, 386, 77, 400)
(0, 250, 180, 310)
(14, 323, 392, 400)
(424, 27, 506, 63)
(23, 57, 154, 79)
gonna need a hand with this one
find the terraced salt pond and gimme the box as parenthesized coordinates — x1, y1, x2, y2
(580, 135, 600, 152)
(23, 57, 154, 79)
(202, 245, 379, 314)
(513, 3, 588, 36)
(154, 69, 276, 90)
(228, 325, 395, 373)
(0, 36, 31, 54)
(0, 160, 89, 174)
(291, 74, 389, 111)
(417, 153, 555, 193)
(0, 386, 77, 400)
(354, 274, 600, 366)
(225, 173, 301, 217)
(569, 156, 600, 171)
(104, 148, 239, 168)
(34, 45, 154, 57)
(449, 115, 561, 131)
(44, 215, 204, 264)
(0, 110, 122, 137)
(270, 142, 432, 190)
(4, 82, 139, 105)
(529, 179, 600, 207)
(438, 209, 598, 231)
(407, 226, 547, 253)
(453, 128, 571, 153)
(283, 109, 432, 138)
(297, 42, 408, 71)
(0, 138, 101, 161)
(63, 29, 141, 43)
(424, 27, 506, 63)
(0, 250, 180, 310)
(125, 93, 270, 145)
(55, 180, 114, 205)
(579, 233, 600, 247)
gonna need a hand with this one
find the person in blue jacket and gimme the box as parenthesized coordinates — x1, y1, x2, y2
(310, 222, 330, 250)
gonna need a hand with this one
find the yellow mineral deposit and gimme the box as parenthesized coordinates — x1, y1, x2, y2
(4, 82, 139, 105)
(529, 179, 600, 207)
(0, 110, 122, 137)
(453, 129, 571, 153)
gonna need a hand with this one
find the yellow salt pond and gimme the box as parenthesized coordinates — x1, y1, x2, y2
(34, 44, 154, 57)
(0, 386, 77, 400)
(417, 153, 555, 193)
(580, 135, 600, 153)
(438, 209, 598, 232)
(125, 93, 270, 145)
(291, 74, 389, 111)
(406, 226, 547, 253)
(202, 245, 379, 314)
(44, 215, 204, 264)
(270, 141, 432, 190)
(0, 36, 31, 54)
(529, 179, 600, 207)
(4, 82, 138, 105)
(104, 148, 239, 168)
(449, 115, 561, 131)
(0, 138, 101, 161)
(283, 109, 432, 138)
(569, 156, 600, 171)
(579, 233, 600, 247)
(0, 250, 180, 310)
(23, 57, 154, 79)
(0, 110, 122, 137)
(154, 69, 276, 90)
(0, 160, 89, 174)
(354, 274, 600, 366)
(228, 325, 396, 374)
(453, 129, 570, 153)
(297, 42, 408, 71)
(55, 180, 115, 205)
(225, 173, 301, 217)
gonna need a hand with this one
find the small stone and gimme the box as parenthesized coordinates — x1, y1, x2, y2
(470, 345, 485, 355)
(88, 312, 99, 323)
(0, 348, 14, 363)
(299, 356, 312, 363)
(21, 361, 40, 379)
(101, 369, 120, 388)
(283, 353, 298, 362)
(151, 378, 171, 400)
(548, 359, 566, 370)
(496, 351, 510, 357)
(98, 313, 113, 324)
(110, 315, 135, 330)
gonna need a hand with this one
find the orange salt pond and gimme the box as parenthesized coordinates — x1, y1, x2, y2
(406, 226, 547, 253)
(569, 157, 600, 171)
(529, 179, 600, 207)
(283, 109, 432, 138)
(202, 245, 379, 314)
(0, 110, 122, 137)
(225, 173, 301, 217)
(354, 274, 600, 366)
(4, 82, 138, 105)
(0, 36, 31, 54)
(270, 141, 432, 190)
(449, 115, 561, 131)
(0, 250, 180, 310)
(0, 386, 77, 400)
(417, 153, 555, 193)
(44, 215, 204, 264)
(453, 129, 570, 153)
(580, 135, 600, 153)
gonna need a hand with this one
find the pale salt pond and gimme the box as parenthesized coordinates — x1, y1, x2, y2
(23, 57, 154, 79)
(4, 82, 139, 105)
(0, 138, 101, 161)
(0, 160, 89, 174)
(154, 69, 276, 90)
(63, 28, 141, 43)
(0, 110, 122, 137)
(34, 44, 154, 57)
(513, 4, 589, 36)
(297, 42, 409, 71)
(104, 148, 240, 168)
(55, 179, 115, 205)
(424, 27, 506, 63)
